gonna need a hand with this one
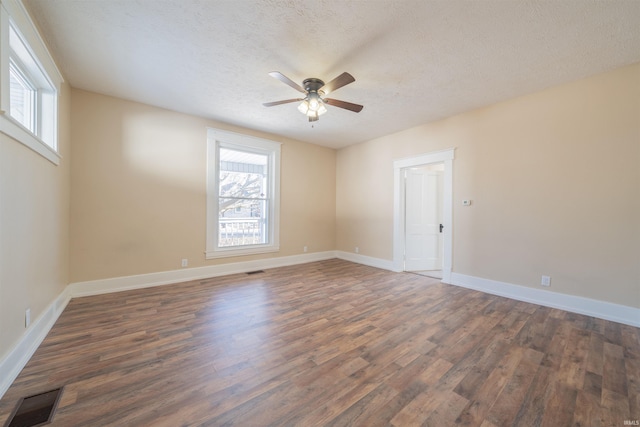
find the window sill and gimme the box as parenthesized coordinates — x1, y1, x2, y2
(205, 245, 280, 260)
(0, 113, 60, 165)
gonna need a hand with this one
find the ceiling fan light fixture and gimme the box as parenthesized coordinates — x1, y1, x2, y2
(307, 93, 321, 111)
(298, 93, 327, 118)
(297, 100, 309, 114)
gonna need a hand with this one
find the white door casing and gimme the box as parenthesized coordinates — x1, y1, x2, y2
(393, 148, 454, 283)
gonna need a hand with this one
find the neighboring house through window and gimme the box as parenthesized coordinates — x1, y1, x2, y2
(206, 128, 281, 258)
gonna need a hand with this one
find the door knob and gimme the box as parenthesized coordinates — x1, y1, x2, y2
(439, 224, 444, 233)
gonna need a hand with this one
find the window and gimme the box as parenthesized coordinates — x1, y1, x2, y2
(206, 128, 281, 258)
(9, 59, 35, 131)
(0, 0, 63, 164)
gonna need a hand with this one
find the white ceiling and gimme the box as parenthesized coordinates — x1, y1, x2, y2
(24, 0, 640, 149)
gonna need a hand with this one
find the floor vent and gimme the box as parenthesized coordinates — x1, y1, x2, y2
(246, 270, 265, 275)
(5, 387, 63, 427)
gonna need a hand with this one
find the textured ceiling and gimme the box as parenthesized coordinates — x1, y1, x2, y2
(24, 0, 640, 149)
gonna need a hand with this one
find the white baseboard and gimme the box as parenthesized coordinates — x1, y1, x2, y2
(68, 251, 337, 298)
(0, 287, 71, 399)
(449, 272, 640, 328)
(66, 250, 395, 300)
(334, 251, 396, 271)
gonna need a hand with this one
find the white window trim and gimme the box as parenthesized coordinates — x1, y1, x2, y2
(206, 128, 281, 259)
(0, 0, 63, 165)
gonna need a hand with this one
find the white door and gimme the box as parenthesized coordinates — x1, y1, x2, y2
(404, 166, 443, 271)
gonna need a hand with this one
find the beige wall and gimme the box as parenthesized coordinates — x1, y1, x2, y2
(70, 89, 336, 283)
(0, 82, 71, 361)
(337, 63, 640, 308)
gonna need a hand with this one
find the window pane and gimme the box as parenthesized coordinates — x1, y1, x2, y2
(218, 198, 268, 247)
(219, 171, 266, 199)
(219, 148, 268, 198)
(9, 63, 35, 132)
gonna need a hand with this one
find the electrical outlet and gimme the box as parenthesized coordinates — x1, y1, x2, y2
(541, 275, 551, 287)
(355, 247, 359, 254)
(181, 259, 188, 268)
(25, 308, 31, 328)
(303, 246, 308, 253)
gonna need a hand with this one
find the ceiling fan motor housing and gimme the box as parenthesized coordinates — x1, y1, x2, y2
(302, 78, 325, 93)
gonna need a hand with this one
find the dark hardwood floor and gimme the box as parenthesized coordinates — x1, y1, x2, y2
(0, 259, 638, 426)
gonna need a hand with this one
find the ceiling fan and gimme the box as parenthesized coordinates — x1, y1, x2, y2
(263, 71, 363, 122)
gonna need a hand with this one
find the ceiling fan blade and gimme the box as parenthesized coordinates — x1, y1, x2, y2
(321, 72, 355, 94)
(263, 98, 303, 107)
(324, 98, 364, 113)
(268, 71, 305, 93)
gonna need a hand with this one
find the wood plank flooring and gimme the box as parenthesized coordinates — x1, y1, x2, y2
(0, 259, 638, 426)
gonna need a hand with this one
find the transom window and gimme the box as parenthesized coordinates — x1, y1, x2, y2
(206, 129, 281, 258)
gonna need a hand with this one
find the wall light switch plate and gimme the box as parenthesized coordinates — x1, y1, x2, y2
(462, 200, 471, 206)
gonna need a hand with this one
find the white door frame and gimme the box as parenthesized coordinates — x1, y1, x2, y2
(393, 148, 455, 282)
